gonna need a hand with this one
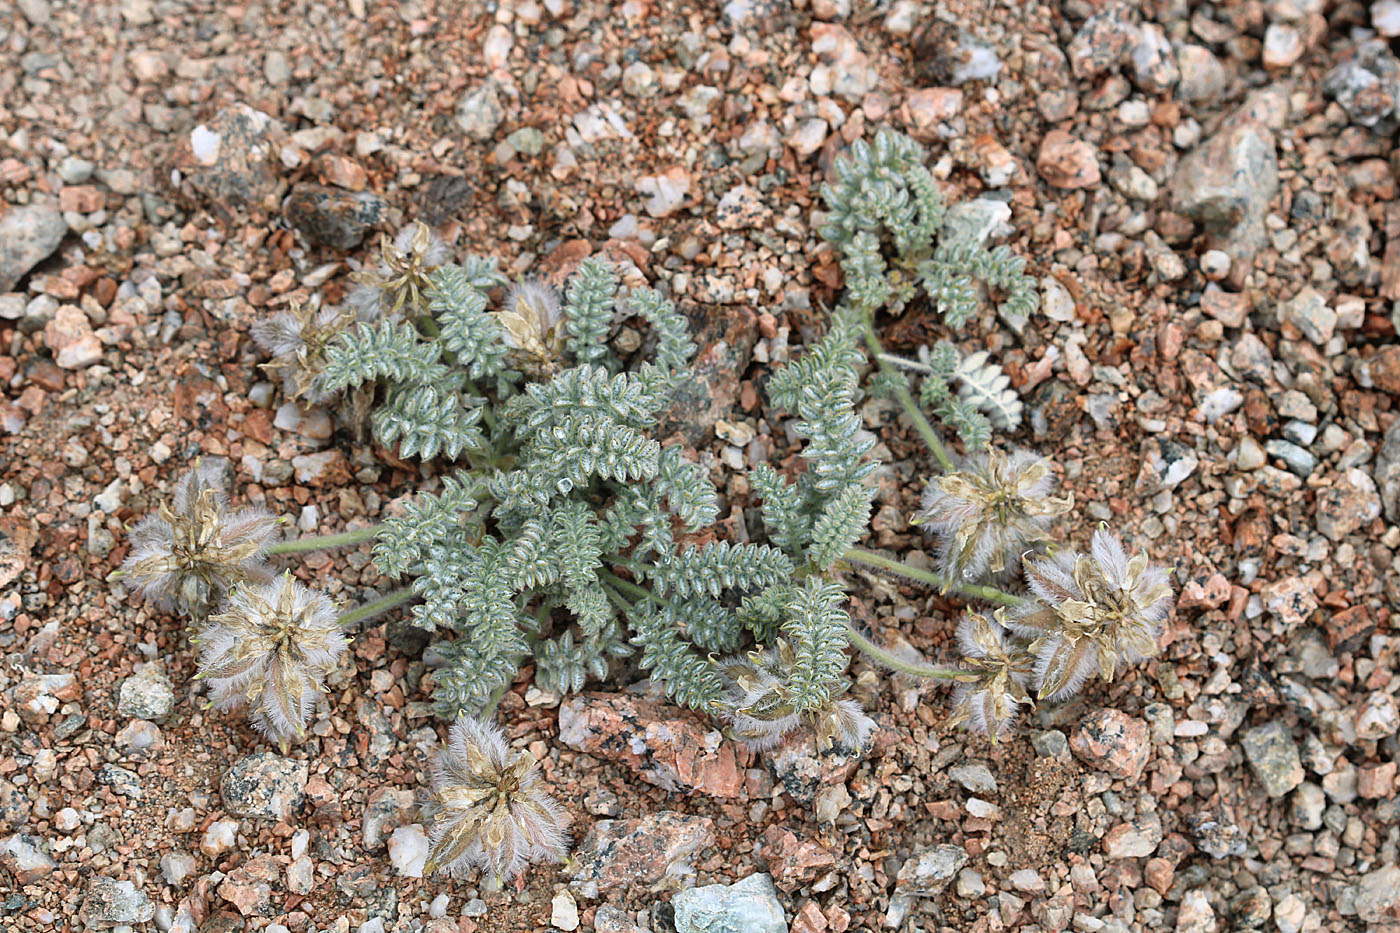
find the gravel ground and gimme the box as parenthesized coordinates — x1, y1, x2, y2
(3, 0, 1400, 931)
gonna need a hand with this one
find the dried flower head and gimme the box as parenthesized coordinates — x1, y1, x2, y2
(946, 612, 1033, 738)
(195, 573, 348, 750)
(422, 715, 570, 881)
(915, 448, 1071, 585)
(348, 221, 452, 319)
(122, 460, 278, 617)
(1006, 528, 1173, 702)
(493, 279, 567, 376)
(252, 299, 356, 405)
(719, 643, 876, 753)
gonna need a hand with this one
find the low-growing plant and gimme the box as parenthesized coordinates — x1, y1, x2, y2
(117, 126, 1176, 888)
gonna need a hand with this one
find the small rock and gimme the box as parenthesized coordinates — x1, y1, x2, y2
(1260, 577, 1318, 631)
(292, 449, 351, 486)
(570, 812, 714, 891)
(558, 692, 743, 797)
(757, 825, 837, 892)
(1292, 781, 1325, 831)
(160, 850, 197, 886)
(904, 87, 964, 141)
(388, 824, 429, 878)
(1036, 130, 1101, 189)
(635, 166, 691, 218)
(456, 81, 505, 140)
(1009, 869, 1044, 892)
(1273, 893, 1306, 933)
(947, 762, 997, 794)
(1265, 439, 1316, 477)
(1176, 45, 1225, 102)
(1176, 889, 1216, 933)
(219, 861, 280, 921)
(201, 819, 239, 857)
(172, 103, 286, 217)
(1356, 865, 1400, 923)
(284, 184, 386, 250)
(1171, 121, 1278, 266)
(1071, 709, 1150, 781)
(1241, 721, 1304, 797)
(221, 752, 309, 821)
(12, 672, 80, 724)
(887, 845, 968, 928)
(117, 662, 175, 722)
(1315, 468, 1380, 542)
(1019, 732, 1066, 767)
(673, 873, 786, 933)
(786, 119, 829, 159)
(264, 49, 290, 84)
(43, 305, 102, 370)
(115, 719, 163, 755)
(621, 62, 658, 98)
(950, 32, 1002, 84)
(1, 833, 56, 882)
(1103, 813, 1163, 859)
(1323, 40, 1400, 127)
(1262, 23, 1303, 68)
(363, 787, 415, 850)
(715, 185, 769, 231)
(0, 204, 66, 292)
(1356, 693, 1400, 740)
(1279, 287, 1336, 346)
(1191, 809, 1249, 859)
(79, 877, 155, 928)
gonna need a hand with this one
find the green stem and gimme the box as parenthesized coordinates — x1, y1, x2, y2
(859, 313, 955, 472)
(843, 620, 966, 681)
(600, 571, 652, 606)
(268, 525, 380, 555)
(844, 546, 1023, 607)
(339, 587, 415, 630)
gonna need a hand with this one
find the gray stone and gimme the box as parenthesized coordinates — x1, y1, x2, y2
(505, 127, 546, 156)
(1032, 730, 1070, 759)
(1323, 40, 1400, 127)
(0, 833, 56, 881)
(1315, 468, 1381, 542)
(284, 183, 386, 250)
(1356, 866, 1400, 922)
(1241, 721, 1304, 798)
(1279, 287, 1336, 346)
(264, 49, 290, 85)
(0, 204, 67, 292)
(17, 0, 51, 25)
(1191, 810, 1248, 859)
(1265, 440, 1317, 477)
(1177, 45, 1225, 102)
(97, 764, 142, 799)
(117, 663, 174, 722)
(57, 157, 94, 185)
(887, 844, 969, 927)
(174, 103, 286, 217)
(672, 873, 786, 933)
(456, 81, 505, 140)
(79, 877, 155, 927)
(221, 752, 309, 821)
(941, 198, 1012, 248)
(1171, 121, 1278, 265)
(1375, 421, 1400, 522)
(1291, 782, 1325, 831)
(947, 763, 997, 794)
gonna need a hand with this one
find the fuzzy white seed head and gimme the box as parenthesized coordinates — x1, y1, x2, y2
(122, 460, 279, 618)
(195, 574, 348, 749)
(421, 716, 570, 882)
